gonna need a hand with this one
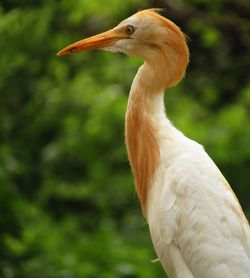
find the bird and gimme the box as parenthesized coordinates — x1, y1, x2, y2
(57, 9, 250, 277)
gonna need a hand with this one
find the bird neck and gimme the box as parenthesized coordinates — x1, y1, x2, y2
(125, 62, 173, 217)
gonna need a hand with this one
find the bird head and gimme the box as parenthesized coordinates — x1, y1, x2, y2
(58, 9, 189, 86)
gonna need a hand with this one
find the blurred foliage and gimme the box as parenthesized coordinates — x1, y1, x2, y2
(0, 0, 250, 277)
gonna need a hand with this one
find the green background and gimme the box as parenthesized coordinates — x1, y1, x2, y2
(1, 0, 249, 277)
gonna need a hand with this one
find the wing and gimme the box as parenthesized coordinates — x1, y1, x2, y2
(149, 148, 250, 277)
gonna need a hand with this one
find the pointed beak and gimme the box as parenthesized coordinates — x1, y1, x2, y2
(57, 28, 125, 56)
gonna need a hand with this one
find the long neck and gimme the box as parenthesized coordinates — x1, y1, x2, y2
(125, 62, 173, 216)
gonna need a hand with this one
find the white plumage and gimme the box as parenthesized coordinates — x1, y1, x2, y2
(147, 107, 250, 277)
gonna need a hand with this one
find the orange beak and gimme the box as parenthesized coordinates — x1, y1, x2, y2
(57, 28, 125, 56)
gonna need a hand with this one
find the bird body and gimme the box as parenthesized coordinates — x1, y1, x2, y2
(58, 9, 250, 277)
(146, 116, 250, 277)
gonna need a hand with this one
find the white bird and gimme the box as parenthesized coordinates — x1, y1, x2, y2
(58, 9, 250, 277)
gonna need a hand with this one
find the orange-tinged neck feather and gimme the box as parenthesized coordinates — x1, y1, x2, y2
(125, 87, 161, 216)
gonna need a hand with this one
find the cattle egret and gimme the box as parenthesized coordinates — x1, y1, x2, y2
(58, 9, 250, 277)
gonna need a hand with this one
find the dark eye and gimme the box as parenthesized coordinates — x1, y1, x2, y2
(125, 25, 135, 35)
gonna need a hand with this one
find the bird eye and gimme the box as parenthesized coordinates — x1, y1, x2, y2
(125, 25, 135, 35)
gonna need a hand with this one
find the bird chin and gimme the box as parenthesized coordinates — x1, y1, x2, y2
(102, 45, 121, 53)
(103, 40, 131, 55)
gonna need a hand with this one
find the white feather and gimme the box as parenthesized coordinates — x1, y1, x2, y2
(147, 110, 250, 277)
